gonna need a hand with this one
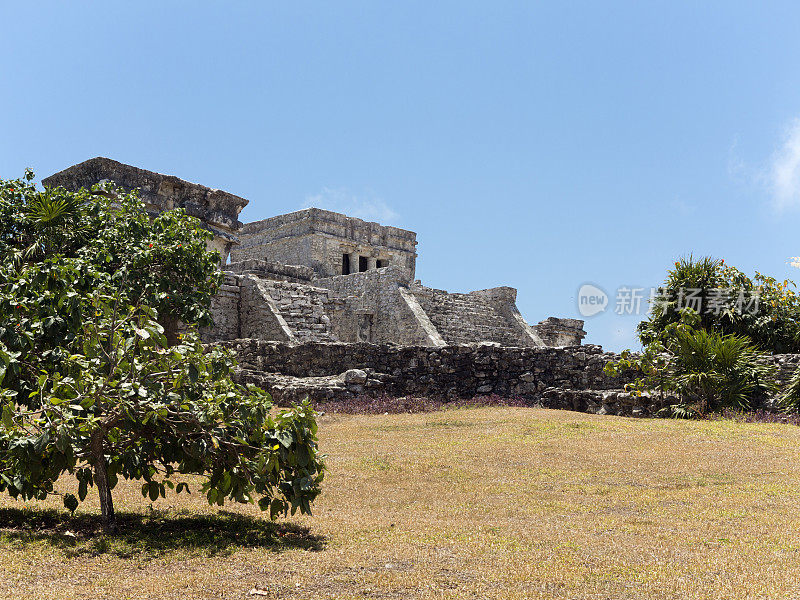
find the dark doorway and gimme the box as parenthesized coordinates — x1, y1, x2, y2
(376, 259, 387, 268)
(359, 256, 368, 272)
(342, 253, 350, 275)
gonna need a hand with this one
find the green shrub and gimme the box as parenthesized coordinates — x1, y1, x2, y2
(608, 310, 777, 416)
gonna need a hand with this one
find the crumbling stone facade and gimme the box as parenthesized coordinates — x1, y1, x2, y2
(44, 158, 586, 349)
(43, 158, 587, 349)
(199, 260, 585, 349)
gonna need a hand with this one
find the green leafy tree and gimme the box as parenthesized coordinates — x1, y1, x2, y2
(639, 255, 800, 353)
(0, 172, 324, 531)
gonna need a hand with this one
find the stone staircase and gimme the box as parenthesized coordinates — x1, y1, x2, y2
(263, 281, 337, 343)
(411, 287, 528, 346)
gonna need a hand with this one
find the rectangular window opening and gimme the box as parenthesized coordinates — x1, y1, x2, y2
(358, 256, 368, 272)
(376, 259, 388, 268)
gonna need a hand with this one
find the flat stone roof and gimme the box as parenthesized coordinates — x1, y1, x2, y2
(243, 207, 417, 242)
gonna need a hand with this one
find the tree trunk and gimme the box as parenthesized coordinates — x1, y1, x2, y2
(95, 456, 116, 533)
(91, 431, 117, 533)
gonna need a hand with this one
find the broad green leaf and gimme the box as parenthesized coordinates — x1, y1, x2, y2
(63, 493, 79, 513)
(78, 478, 88, 502)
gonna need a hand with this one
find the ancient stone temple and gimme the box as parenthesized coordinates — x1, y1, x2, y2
(234, 208, 418, 279)
(43, 158, 586, 348)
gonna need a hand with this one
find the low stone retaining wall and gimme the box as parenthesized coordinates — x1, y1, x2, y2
(217, 339, 800, 417)
(218, 339, 673, 415)
(221, 340, 624, 391)
(770, 354, 800, 389)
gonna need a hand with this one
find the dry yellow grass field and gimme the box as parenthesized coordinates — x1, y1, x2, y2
(2, 407, 800, 599)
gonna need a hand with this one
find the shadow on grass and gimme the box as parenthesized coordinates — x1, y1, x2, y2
(0, 506, 325, 559)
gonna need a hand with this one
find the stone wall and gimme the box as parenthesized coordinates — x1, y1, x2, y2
(238, 275, 294, 342)
(314, 266, 438, 345)
(201, 273, 241, 341)
(232, 234, 318, 275)
(223, 339, 615, 386)
(218, 339, 800, 417)
(470, 287, 547, 346)
(768, 354, 800, 390)
(220, 339, 652, 412)
(202, 272, 339, 344)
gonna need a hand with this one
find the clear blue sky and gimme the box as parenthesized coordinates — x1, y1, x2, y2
(3, 2, 800, 351)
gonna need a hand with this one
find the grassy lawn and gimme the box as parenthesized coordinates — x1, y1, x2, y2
(3, 407, 800, 599)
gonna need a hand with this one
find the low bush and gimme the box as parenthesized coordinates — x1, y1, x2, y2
(607, 310, 777, 417)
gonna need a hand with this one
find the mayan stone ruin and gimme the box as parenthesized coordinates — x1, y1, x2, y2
(44, 157, 586, 349)
(41, 158, 658, 410)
